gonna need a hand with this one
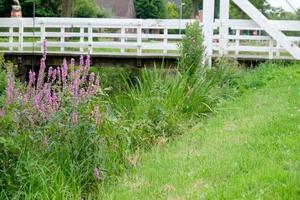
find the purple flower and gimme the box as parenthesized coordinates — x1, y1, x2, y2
(43, 83, 52, 104)
(48, 67, 53, 82)
(70, 58, 75, 80)
(51, 92, 60, 110)
(5, 66, 15, 105)
(93, 106, 100, 127)
(43, 136, 49, 147)
(2, 39, 103, 128)
(62, 59, 68, 88)
(94, 75, 101, 94)
(87, 72, 95, 95)
(93, 167, 102, 180)
(37, 57, 46, 90)
(52, 68, 57, 82)
(81, 55, 91, 84)
(57, 67, 61, 85)
(24, 70, 36, 103)
(73, 112, 78, 127)
(42, 39, 47, 59)
(0, 110, 5, 118)
(79, 88, 86, 98)
(79, 55, 84, 71)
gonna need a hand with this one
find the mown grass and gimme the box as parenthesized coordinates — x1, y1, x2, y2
(99, 62, 300, 199)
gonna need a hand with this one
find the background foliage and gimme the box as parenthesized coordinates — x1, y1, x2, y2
(73, 0, 111, 18)
(166, 2, 178, 19)
(134, 0, 166, 19)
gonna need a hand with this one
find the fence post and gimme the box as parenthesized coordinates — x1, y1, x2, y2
(137, 20, 142, 56)
(18, 19, 24, 52)
(203, 0, 215, 68)
(80, 26, 84, 53)
(60, 27, 65, 52)
(269, 38, 274, 59)
(121, 27, 125, 54)
(9, 26, 13, 52)
(220, 0, 230, 56)
(88, 22, 93, 54)
(40, 20, 45, 53)
(235, 29, 240, 56)
(163, 27, 168, 54)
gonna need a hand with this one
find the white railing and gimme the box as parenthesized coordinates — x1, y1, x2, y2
(0, 18, 194, 57)
(1, 17, 300, 61)
(213, 19, 300, 60)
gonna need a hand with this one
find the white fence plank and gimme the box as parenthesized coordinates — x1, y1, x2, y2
(219, 0, 230, 56)
(203, 0, 215, 67)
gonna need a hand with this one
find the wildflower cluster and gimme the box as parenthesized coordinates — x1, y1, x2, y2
(3, 40, 101, 127)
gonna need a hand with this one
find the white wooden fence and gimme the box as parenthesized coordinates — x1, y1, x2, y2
(0, 18, 194, 57)
(203, 0, 300, 67)
(1, 0, 300, 64)
(212, 19, 300, 60)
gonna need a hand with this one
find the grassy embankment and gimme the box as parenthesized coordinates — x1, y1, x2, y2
(100, 63, 300, 199)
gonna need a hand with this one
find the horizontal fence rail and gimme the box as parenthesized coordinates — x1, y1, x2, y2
(0, 18, 195, 58)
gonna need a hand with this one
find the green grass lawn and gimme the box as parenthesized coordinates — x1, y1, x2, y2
(99, 64, 300, 199)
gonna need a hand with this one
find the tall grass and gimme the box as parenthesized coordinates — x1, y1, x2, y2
(0, 23, 241, 198)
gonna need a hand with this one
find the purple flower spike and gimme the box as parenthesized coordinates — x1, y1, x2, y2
(42, 39, 47, 59)
(93, 167, 102, 180)
(87, 72, 95, 95)
(93, 106, 100, 127)
(52, 69, 57, 82)
(0, 110, 5, 118)
(37, 57, 46, 90)
(62, 59, 68, 88)
(73, 112, 78, 127)
(48, 67, 53, 82)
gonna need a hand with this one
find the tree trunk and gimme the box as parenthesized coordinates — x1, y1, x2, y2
(61, 0, 73, 17)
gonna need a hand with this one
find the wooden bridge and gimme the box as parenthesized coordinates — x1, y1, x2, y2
(0, 0, 300, 67)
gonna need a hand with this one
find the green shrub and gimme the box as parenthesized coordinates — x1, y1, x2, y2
(134, 0, 167, 19)
(166, 2, 179, 19)
(182, 0, 193, 19)
(73, 0, 111, 18)
(179, 22, 204, 75)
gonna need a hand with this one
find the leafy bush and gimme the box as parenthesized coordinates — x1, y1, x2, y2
(182, 0, 193, 19)
(166, 2, 179, 19)
(179, 21, 204, 75)
(134, 0, 166, 19)
(73, 0, 111, 18)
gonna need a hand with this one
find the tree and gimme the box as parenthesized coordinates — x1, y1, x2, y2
(61, 0, 73, 17)
(73, 0, 110, 18)
(182, 0, 192, 19)
(134, 0, 166, 19)
(230, 0, 271, 19)
(23, 0, 61, 17)
(0, 0, 61, 17)
(166, 2, 178, 19)
(0, 0, 14, 17)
